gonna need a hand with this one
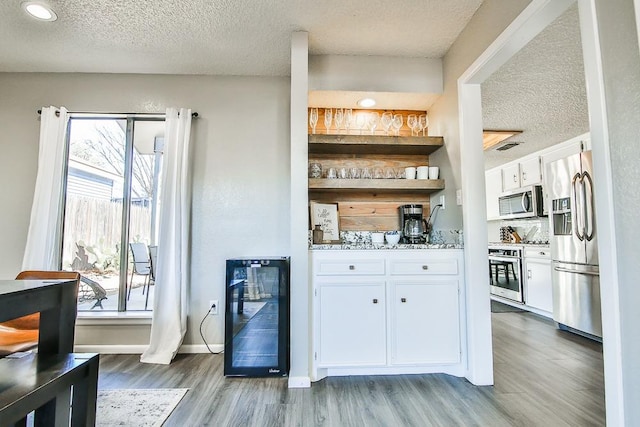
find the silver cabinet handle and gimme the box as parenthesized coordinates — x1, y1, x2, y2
(513, 174, 518, 182)
(539, 251, 546, 256)
(527, 269, 532, 279)
(349, 265, 355, 270)
(372, 298, 378, 304)
(422, 265, 429, 270)
(522, 171, 527, 181)
(401, 298, 407, 303)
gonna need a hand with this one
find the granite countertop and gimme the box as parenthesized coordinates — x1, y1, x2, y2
(310, 243, 462, 250)
(309, 230, 464, 250)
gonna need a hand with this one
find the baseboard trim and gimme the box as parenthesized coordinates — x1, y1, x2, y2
(74, 343, 224, 354)
(179, 344, 225, 354)
(288, 376, 311, 388)
(74, 345, 148, 354)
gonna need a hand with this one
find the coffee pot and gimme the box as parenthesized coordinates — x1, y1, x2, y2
(400, 204, 428, 243)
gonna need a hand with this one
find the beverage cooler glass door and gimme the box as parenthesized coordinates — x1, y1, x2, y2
(224, 257, 290, 377)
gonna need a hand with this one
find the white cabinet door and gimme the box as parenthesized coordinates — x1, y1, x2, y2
(318, 282, 386, 367)
(390, 281, 460, 365)
(485, 169, 502, 220)
(525, 259, 553, 312)
(520, 156, 542, 186)
(502, 163, 521, 191)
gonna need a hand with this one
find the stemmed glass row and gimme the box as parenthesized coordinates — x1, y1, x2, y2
(309, 108, 428, 136)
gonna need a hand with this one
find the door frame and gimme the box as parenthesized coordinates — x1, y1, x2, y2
(457, 0, 624, 424)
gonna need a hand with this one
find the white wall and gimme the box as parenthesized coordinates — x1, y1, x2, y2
(0, 72, 291, 347)
(428, 0, 533, 232)
(309, 55, 442, 94)
(589, 0, 640, 423)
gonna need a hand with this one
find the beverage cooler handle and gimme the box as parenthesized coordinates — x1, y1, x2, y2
(572, 173, 585, 241)
(583, 171, 596, 241)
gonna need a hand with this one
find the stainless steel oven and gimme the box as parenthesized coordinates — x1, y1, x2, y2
(488, 245, 524, 303)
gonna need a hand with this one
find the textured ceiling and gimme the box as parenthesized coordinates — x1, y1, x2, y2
(0, 0, 483, 76)
(481, 4, 589, 169)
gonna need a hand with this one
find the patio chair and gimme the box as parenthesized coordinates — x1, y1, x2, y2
(128, 242, 151, 300)
(0, 270, 81, 357)
(146, 245, 157, 310)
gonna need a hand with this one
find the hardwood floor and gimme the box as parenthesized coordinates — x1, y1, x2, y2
(97, 312, 605, 426)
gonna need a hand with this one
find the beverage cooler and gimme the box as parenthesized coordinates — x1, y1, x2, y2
(224, 257, 290, 377)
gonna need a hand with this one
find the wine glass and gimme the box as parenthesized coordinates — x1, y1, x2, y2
(392, 114, 403, 136)
(380, 112, 393, 135)
(355, 113, 366, 135)
(324, 108, 332, 134)
(334, 108, 344, 133)
(419, 114, 429, 136)
(344, 109, 353, 134)
(309, 108, 318, 134)
(367, 112, 379, 135)
(407, 114, 418, 136)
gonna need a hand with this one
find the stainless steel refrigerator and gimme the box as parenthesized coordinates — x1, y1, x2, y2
(547, 151, 601, 338)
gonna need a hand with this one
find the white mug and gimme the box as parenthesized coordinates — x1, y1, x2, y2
(404, 167, 416, 179)
(428, 166, 440, 180)
(416, 166, 429, 179)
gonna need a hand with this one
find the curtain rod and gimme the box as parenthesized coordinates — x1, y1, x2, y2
(36, 109, 199, 118)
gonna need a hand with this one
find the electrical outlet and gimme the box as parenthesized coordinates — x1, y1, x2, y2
(209, 300, 219, 315)
(456, 189, 462, 205)
(440, 195, 446, 210)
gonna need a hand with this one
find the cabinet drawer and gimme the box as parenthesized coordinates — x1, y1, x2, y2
(389, 259, 459, 275)
(524, 247, 551, 259)
(315, 259, 385, 275)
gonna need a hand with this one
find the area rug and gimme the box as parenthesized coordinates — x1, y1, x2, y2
(96, 388, 188, 427)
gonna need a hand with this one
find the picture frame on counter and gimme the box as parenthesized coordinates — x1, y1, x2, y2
(310, 202, 340, 243)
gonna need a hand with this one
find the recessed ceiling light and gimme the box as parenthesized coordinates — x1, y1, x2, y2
(357, 98, 376, 108)
(22, 2, 57, 21)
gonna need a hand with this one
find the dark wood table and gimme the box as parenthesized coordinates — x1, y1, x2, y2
(0, 279, 94, 426)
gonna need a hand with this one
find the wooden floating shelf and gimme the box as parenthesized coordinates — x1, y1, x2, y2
(309, 178, 445, 193)
(308, 134, 444, 155)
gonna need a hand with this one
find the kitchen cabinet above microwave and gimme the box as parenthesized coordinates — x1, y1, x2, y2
(502, 157, 542, 191)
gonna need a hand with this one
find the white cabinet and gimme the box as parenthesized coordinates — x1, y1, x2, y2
(524, 247, 553, 313)
(390, 281, 460, 365)
(485, 168, 502, 220)
(502, 157, 542, 191)
(519, 156, 542, 186)
(318, 282, 386, 366)
(311, 250, 464, 379)
(501, 163, 521, 191)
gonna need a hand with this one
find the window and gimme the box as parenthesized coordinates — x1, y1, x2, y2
(60, 115, 164, 311)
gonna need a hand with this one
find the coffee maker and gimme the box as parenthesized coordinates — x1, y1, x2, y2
(400, 204, 428, 243)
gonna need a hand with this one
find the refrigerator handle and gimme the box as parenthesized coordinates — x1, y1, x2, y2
(572, 173, 585, 241)
(553, 266, 599, 276)
(583, 171, 595, 241)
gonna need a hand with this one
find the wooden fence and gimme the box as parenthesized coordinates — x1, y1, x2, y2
(62, 196, 151, 272)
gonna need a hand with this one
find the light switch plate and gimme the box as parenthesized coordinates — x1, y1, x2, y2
(440, 195, 446, 209)
(456, 189, 462, 205)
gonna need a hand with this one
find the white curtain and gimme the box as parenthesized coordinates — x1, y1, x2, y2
(22, 106, 69, 270)
(141, 108, 192, 364)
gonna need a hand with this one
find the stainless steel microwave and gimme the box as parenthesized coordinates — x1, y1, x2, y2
(498, 185, 545, 219)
